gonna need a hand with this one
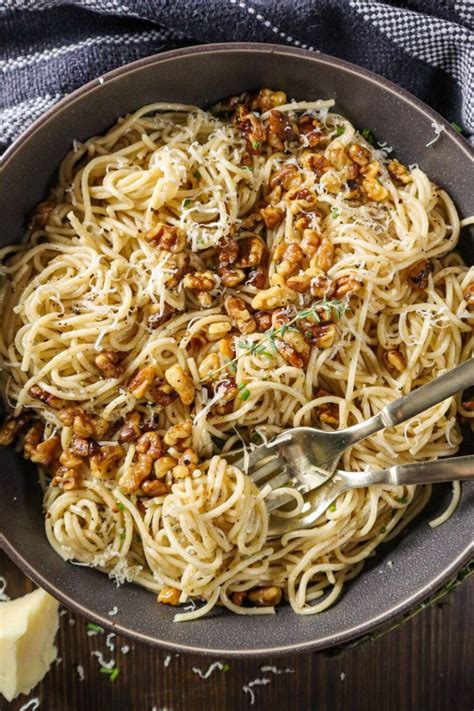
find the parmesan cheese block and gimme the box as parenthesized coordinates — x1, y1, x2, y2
(0, 587, 59, 701)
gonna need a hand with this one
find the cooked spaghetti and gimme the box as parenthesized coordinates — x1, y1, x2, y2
(0, 89, 473, 620)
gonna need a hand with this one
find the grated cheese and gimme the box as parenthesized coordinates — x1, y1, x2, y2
(163, 655, 172, 668)
(76, 665, 85, 681)
(0, 576, 10, 602)
(121, 645, 131, 655)
(242, 677, 271, 705)
(426, 120, 445, 147)
(19, 699, 40, 711)
(192, 661, 224, 679)
(108, 606, 118, 616)
(105, 633, 116, 652)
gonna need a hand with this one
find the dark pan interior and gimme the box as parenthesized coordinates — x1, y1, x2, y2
(0, 44, 473, 656)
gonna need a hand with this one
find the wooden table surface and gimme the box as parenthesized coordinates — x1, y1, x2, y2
(1, 550, 472, 711)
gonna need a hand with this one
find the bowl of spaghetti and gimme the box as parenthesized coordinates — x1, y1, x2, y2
(0, 43, 472, 655)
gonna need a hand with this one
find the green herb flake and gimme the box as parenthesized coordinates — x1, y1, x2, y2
(395, 496, 408, 505)
(120, 531, 126, 540)
(193, 170, 201, 180)
(450, 122, 462, 134)
(331, 209, 340, 219)
(183, 198, 192, 208)
(116, 502, 125, 512)
(380, 526, 387, 534)
(239, 386, 251, 401)
(328, 503, 337, 512)
(222, 663, 230, 672)
(100, 665, 120, 682)
(251, 141, 261, 150)
(226, 359, 237, 373)
(335, 126, 345, 137)
(87, 623, 103, 634)
(361, 128, 376, 146)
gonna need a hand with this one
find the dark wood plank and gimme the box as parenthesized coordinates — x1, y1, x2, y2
(1, 550, 472, 711)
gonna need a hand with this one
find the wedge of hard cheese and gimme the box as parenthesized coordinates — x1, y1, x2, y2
(0, 587, 59, 702)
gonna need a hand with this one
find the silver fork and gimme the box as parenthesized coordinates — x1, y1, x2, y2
(237, 358, 474, 511)
(267, 454, 474, 538)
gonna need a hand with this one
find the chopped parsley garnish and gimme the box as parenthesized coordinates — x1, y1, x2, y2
(328, 503, 337, 512)
(331, 209, 340, 219)
(251, 141, 261, 150)
(120, 531, 126, 540)
(361, 127, 376, 146)
(193, 169, 201, 180)
(239, 384, 251, 401)
(395, 496, 408, 505)
(335, 126, 345, 137)
(222, 663, 230, 671)
(450, 122, 462, 134)
(183, 198, 192, 208)
(116, 502, 125, 512)
(100, 665, 120, 682)
(380, 526, 387, 534)
(86, 623, 104, 634)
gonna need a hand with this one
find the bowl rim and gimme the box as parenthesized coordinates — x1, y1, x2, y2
(0, 41, 473, 656)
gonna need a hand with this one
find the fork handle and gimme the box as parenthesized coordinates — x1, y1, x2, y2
(372, 454, 474, 486)
(344, 358, 474, 445)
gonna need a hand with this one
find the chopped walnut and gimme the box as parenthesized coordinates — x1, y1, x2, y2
(23, 426, 60, 465)
(251, 284, 298, 310)
(219, 266, 246, 287)
(269, 164, 301, 192)
(362, 177, 388, 201)
(136, 431, 163, 458)
(231, 591, 247, 606)
(316, 237, 334, 272)
(29, 385, 63, 409)
(51, 466, 81, 491)
(286, 273, 311, 292)
(248, 586, 282, 607)
(0, 413, 31, 446)
(70, 434, 99, 457)
(148, 303, 177, 329)
(300, 228, 321, 256)
(164, 420, 193, 449)
(28, 201, 54, 230)
(388, 160, 412, 185)
(348, 144, 371, 166)
(407, 260, 433, 290)
(157, 587, 181, 606)
(383, 349, 406, 373)
(298, 115, 325, 147)
(245, 266, 266, 289)
(172, 448, 199, 479)
(218, 336, 235, 359)
(59, 449, 84, 469)
(275, 337, 307, 368)
(154, 455, 178, 479)
(334, 275, 361, 299)
(267, 110, 298, 151)
(213, 378, 238, 415)
(207, 321, 232, 341)
(310, 274, 335, 299)
(233, 104, 267, 154)
(236, 236, 266, 268)
(463, 283, 474, 306)
(128, 365, 157, 399)
(225, 295, 256, 335)
(117, 413, 142, 443)
(216, 236, 239, 268)
(164, 364, 195, 405)
(301, 152, 331, 177)
(314, 392, 339, 427)
(58, 407, 105, 439)
(183, 271, 217, 292)
(252, 89, 287, 113)
(275, 243, 304, 278)
(254, 311, 272, 332)
(287, 187, 319, 213)
(305, 323, 337, 349)
(165, 252, 191, 288)
(90, 444, 123, 479)
(141, 479, 169, 497)
(198, 352, 220, 382)
(145, 223, 186, 253)
(260, 205, 285, 229)
(94, 349, 124, 379)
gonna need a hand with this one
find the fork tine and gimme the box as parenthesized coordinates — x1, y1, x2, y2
(236, 440, 279, 472)
(250, 453, 286, 484)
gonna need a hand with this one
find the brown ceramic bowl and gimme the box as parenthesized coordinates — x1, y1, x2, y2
(0, 43, 473, 656)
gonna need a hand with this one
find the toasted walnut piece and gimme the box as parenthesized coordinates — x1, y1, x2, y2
(388, 159, 412, 184)
(70, 434, 99, 457)
(0, 414, 31, 446)
(90, 444, 123, 479)
(29, 385, 63, 409)
(360, 160, 381, 179)
(260, 205, 285, 229)
(219, 267, 246, 288)
(305, 323, 337, 349)
(383, 349, 407, 373)
(219, 336, 235, 359)
(117, 412, 142, 443)
(58, 407, 94, 437)
(164, 364, 195, 405)
(246, 266, 267, 289)
(300, 229, 321, 257)
(154, 455, 177, 479)
(164, 420, 193, 449)
(248, 586, 282, 607)
(274, 338, 305, 368)
(325, 141, 349, 170)
(313, 392, 339, 427)
(142, 479, 169, 497)
(216, 236, 239, 268)
(287, 187, 318, 213)
(157, 587, 180, 606)
(267, 109, 298, 151)
(198, 352, 220, 382)
(136, 431, 163, 458)
(407, 259, 433, 290)
(172, 448, 199, 480)
(148, 303, 177, 329)
(24, 427, 60, 465)
(224, 295, 256, 335)
(316, 238, 334, 272)
(59, 449, 83, 469)
(310, 274, 335, 299)
(286, 273, 311, 293)
(145, 223, 186, 252)
(334, 275, 361, 299)
(463, 283, 474, 306)
(362, 177, 388, 202)
(275, 243, 304, 278)
(301, 151, 331, 177)
(236, 236, 266, 268)
(269, 164, 301, 192)
(183, 271, 217, 292)
(254, 311, 272, 332)
(283, 330, 311, 364)
(233, 104, 267, 154)
(51, 466, 81, 491)
(28, 201, 54, 230)
(252, 89, 287, 112)
(251, 284, 298, 310)
(298, 115, 326, 147)
(128, 365, 157, 399)
(231, 591, 247, 606)
(94, 349, 124, 379)
(207, 321, 232, 341)
(348, 144, 371, 166)
(213, 378, 238, 415)
(165, 252, 191, 288)
(196, 291, 213, 308)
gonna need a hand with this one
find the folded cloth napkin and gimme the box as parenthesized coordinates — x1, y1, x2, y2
(0, 0, 472, 152)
